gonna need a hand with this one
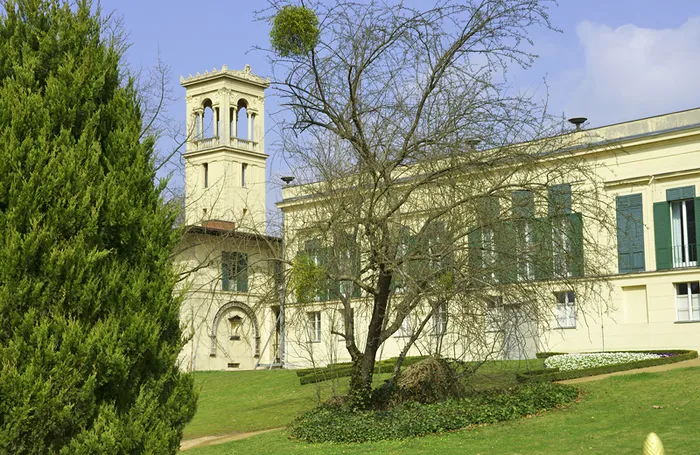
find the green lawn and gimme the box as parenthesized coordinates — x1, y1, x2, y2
(185, 369, 398, 438)
(185, 366, 700, 454)
(184, 358, 543, 439)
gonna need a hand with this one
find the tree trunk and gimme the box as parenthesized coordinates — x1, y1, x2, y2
(347, 269, 392, 409)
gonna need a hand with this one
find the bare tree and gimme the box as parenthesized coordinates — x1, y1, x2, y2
(264, 0, 619, 408)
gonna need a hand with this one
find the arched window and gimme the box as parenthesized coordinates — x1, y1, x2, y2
(236, 99, 249, 140)
(201, 99, 216, 139)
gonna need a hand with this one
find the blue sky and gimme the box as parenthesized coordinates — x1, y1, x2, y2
(100, 0, 700, 212)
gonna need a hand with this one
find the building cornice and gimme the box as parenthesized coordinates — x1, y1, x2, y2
(180, 64, 271, 89)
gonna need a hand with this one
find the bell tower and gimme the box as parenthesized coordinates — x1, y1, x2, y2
(181, 64, 269, 232)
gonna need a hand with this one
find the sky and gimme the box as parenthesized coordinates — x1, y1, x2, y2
(99, 0, 700, 216)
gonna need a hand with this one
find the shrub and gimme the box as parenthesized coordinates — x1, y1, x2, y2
(536, 352, 568, 359)
(395, 357, 463, 404)
(290, 382, 578, 443)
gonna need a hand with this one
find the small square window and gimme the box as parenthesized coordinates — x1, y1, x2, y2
(555, 291, 576, 329)
(675, 282, 700, 322)
(307, 311, 321, 342)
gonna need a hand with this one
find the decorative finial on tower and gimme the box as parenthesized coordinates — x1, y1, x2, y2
(180, 76, 185, 83)
(244, 64, 252, 73)
(222, 64, 228, 71)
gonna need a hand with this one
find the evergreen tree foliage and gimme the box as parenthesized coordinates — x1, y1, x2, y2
(0, 1, 196, 453)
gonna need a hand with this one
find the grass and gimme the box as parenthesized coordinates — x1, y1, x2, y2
(184, 369, 396, 439)
(183, 358, 544, 439)
(185, 366, 700, 454)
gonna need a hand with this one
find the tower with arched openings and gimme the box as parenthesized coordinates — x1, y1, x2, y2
(181, 64, 269, 232)
(176, 65, 282, 372)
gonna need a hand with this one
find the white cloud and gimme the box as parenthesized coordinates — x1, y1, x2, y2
(563, 18, 700, 126)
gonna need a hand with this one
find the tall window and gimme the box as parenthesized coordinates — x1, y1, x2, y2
(433, 303, 448, 335)
(469, 197, 500, 283)
(555, 291, 576, 329)
(335, 232, 361, 299)
(482, 228, 496, 278)
(654, 186, 698, 270)
(670, 199, 697, 268)
(203, 162, 209, 188)
(513, 190, 535, 281)
(241, 163, 248, 187)
(676, 282, 700, 322)
(301, 239, 330, 301)
(549, 184, 573, 277)
(485, 296, 503, 332)
(222, 251, 248, 292)
(307, 311, 322, 342)
(398, 315, 413, 337)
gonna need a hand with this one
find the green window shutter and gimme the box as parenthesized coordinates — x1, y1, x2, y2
(412, 229, 430, 277)
(533, 217, 553, 280)
(548, 184, 572, 216)
(666, 186, 695, 201)
(512, 190, 534, 218)
(616, 194, 645, 274)
(236, 253, 248, 292)
(319, 247, 332, 301)
(222, 252, 231, 291)
(495, 220, 517, 283)
(468, 227, 483, 279)
(568, 213, 584, 277)
(348, 234, 362, 298)
(653, 202, 673, 270)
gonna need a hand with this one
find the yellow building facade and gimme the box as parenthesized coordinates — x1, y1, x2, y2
(176, 65, 700, 371)
(277, 108, 700, 368)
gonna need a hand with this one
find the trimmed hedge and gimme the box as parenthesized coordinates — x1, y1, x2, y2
(289, 382, 579, 443)
(535, 352, 568, 359)
(297, 356, 429, 385)
(517, 350, 697, 383)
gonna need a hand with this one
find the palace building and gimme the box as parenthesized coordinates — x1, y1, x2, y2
(176, 65, 700, 371)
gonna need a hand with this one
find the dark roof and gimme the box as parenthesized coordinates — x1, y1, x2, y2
(183, 224, 282, 244)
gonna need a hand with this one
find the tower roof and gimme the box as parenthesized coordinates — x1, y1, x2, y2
(180, 64, 270, 89)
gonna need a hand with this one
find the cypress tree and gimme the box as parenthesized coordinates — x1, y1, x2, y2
(0, 1, 197, 453)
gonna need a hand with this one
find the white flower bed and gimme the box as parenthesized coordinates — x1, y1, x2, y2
(544, 352, 662, 371)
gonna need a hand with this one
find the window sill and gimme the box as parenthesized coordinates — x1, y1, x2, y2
(556, 326, 577, 330)
(674, 320, 700, 324)
(307, 340, 322, 344)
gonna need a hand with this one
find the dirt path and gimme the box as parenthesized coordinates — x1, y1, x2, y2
(180, 427, 284, 452)
(558, 357, 700, 384)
